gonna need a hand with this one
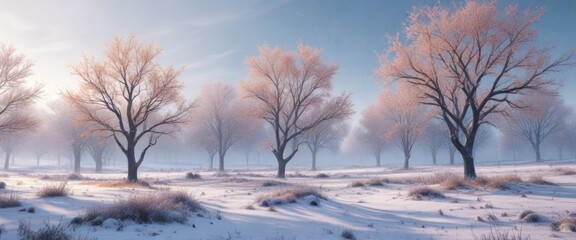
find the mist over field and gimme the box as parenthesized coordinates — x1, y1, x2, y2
(1, 1, 576, 239)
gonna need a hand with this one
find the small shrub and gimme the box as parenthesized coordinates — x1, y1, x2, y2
(0, 181, 6, 189)
(67, 173, 84, 181)
(340, 229, 356, 240)
(315, 173, 330, 179)
(185, 172, 201, 180)
(348, 181, 365, 188)
(0, 193, 22, 208)
(37, 182, 70, 197)
(260, 180, 287, 187)
(18, 220, 70, 240)
(366, 177, 386, 186)
(75, 191, 202, 225)
(553, 167, 576, 175)
(527, 175, 556, 186)
(255, 186, 326, 207)
(406, 187, 444, 200)
(551, 214, 576, 232)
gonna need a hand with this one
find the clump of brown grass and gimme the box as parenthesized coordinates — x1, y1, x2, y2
(255, 186, 326, 207)
(416, 172, 522, 190)
(73, 191, 202, 225)
(37, 182, 70, 198)
(475, 174, 522, 190)
(365, 177, 388, 186)
(0, 192, 21, 208)
(260, 180, 288, 187)
(406, 186, 444, 200)
(348, 181, 365, 188)
(527, 175, 556, 186)
(89, 180, 153, 189)
(551, 213, 576, 232)
(552, 167, 576, 175)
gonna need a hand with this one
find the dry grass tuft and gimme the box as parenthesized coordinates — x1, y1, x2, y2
(473, 227, 529, 240)
(552, 167, 576, 175)
(185, 172, 201, 180)
(255, 186, 326, 207)
(527, 175, 556, 186)
(314, 173, 330, 178)
(475, 174, 522, 190)
(260, 180, 288, 187)
(89, 180, 153, 189)
(0, 192, 21, 208)
(37, 182, 70, 198)
(415, 172, 522, 190)
(340, 229, 356, 240)
(74, 191, 202, 225)
(365, 177, 388, 186)
(348, 181, 365, 188)
(406, 186, 444, 200)
(551, 213, 576, 232)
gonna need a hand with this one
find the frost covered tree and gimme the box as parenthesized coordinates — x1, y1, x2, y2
(378, 1, 573, 178)
(241, 44, 353, 178)
(374, 83, 429, 169)
(66, 36, 193, 181)
(303, 119, 349, 171)
(0, 44, 41, 136)
(190, 82, 255, 172)
(423, 120, 446, 165)
(508, 94, 571, 161)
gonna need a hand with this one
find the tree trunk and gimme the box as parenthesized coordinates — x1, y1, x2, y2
(95, 154, 103, 173)
(558, 147, 563, 160)
(127, 151, 138, 182)
(209, 156, 214, 170)
(73, 148, 82, 173)
(311, 150, 317, 171)
(36, 156, 40, 166)
(375, 152, 381, 167)
(532, 141, 542, 161)
(431, 148, 437, 165)
(462, 153, 477, 179)
(245, 151, 250, 165)
(403, 152, 410, 169)
(3, 152, 10, 170)
(277, 159, 287, 178)
(218, 153, 225, 172)
(449, 148, 455, 165)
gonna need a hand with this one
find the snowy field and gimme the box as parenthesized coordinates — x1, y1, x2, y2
(1, 161, 576, 240)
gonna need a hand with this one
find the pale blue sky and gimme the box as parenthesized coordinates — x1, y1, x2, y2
(1, 0, 574, 122)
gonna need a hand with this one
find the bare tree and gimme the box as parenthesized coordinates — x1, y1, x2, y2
(86, 134, 111, 173)
(303, 119, 349, 171)
(0, 44, 41, 138)
(508, 94, 571, 161)
(423, 120, 446, 165)
(188, 127, 218, 169)
(50, 100, 89, 173)
(378, 1, 573, 178)
(65, 35, 193, 181)
(241, 44, 353, 178)
(356, 106, 388, 167)
(235, 119, 265, 166)
(190, 82, 254, 172)
(1, 133, 23, 170)
(376, 83, 429, 169)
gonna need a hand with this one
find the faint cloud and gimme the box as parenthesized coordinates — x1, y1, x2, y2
(186, 49, 238, 69)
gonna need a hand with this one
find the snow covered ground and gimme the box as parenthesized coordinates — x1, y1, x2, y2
(1, 161, 576, 240)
